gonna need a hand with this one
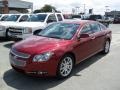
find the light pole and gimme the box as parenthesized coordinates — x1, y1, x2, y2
(83, 4, 86, 14)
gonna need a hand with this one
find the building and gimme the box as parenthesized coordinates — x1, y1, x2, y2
(105, 11, 120, 18)
(0, 0, 33, 14)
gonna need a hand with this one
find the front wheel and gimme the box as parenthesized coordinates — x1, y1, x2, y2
(57, 55, 74, 78)
(102, 40, 110, 54)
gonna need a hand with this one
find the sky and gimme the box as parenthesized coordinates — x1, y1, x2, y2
(23, 0, 120, 14)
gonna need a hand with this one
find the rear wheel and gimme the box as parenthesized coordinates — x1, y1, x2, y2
(102, 40, 110, 54)
(57, 55, 74, 78)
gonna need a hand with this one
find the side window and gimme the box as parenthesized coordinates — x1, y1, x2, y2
(1, 15, 8, 21)
(57, 14, 63, 21)
(99, 24, 106, 30)
(47, 14, 57, 23)
(91, 23, 101, 33)
(19, 15, 28, 22)
(81, 24, 93, 34)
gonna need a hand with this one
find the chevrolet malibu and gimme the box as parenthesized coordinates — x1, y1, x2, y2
(9, 20, 112, 78)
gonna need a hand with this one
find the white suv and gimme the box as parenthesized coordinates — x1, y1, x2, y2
(8, 13, 64, 39)
(0, 14, 30, 38)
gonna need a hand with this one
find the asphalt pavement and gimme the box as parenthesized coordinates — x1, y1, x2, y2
(0, 24, 120, 90)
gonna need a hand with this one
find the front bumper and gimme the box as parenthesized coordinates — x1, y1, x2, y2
(8, 31, 32, 39)
(0, 30, 6, 37)
(10, 56, 59, 77)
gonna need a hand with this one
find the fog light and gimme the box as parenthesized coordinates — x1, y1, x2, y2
(27, 71, 48, 75)
(37, 71, 48, 75)
(27, 71, 37, 74)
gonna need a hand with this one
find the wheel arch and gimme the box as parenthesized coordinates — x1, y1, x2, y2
(61, 52, 76, 66)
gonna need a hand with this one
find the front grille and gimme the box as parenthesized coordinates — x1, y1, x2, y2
(8, 27, 23, 35)
(10, 48, 30, 59)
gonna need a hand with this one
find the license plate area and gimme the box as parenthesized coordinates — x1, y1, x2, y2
(10, 55, 26, 67)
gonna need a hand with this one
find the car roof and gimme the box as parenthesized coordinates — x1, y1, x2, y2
(36, 12, 62, 15)
(60, 20, 96, 25)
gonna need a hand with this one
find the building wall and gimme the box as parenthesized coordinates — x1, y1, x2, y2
(0, 0, 33, 14)
(0, 0, 9, 13)
(8, 0, 33, 9)
(105, 11, 120, 17)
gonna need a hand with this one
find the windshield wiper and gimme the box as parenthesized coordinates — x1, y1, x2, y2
(36, 34, 63, 39)
(48, 36, 62, 39)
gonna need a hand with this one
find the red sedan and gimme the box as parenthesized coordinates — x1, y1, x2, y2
(9, 20, 112, 78)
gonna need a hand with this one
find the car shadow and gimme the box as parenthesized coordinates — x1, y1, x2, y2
(3, 53, 106, 90)
(3, 42, 14, 49)
(0, 37, 11, 43)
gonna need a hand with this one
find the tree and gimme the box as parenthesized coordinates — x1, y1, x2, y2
(33, 9, 41, 13)
(34, 4, 58, 13)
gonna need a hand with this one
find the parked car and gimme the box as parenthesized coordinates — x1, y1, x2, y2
(8, 13, 64, 39)
(72, 15, 82, 20)
(9, 20, 112, 78)
(87, 15, 110, 27)
(113, 17, 120, 24)
(0, 14, 30, 38)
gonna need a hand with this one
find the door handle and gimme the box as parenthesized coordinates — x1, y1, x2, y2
(91, 36, 95, 40)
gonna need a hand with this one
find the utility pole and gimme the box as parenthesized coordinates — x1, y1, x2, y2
(76, 6, 80, 15)
(105, 6, 109, 12)
(113, 10, 116, 18)
(83, 4, 86, 14)
(105, 6, 110, 17)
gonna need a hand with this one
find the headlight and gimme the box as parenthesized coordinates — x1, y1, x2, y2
(33, 52, 54, 62)
(23, 27, 32, 34)
(0, 26, 5, 31)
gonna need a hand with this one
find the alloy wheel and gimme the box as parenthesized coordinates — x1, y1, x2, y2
(58, 55, 74, 78)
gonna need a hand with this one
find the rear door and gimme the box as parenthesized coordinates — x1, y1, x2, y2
(90, 22, 106, 53)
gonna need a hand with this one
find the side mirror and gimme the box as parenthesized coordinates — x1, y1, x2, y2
(78, 33, 90, 39)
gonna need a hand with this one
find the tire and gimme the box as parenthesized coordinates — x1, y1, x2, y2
(57, 54, 74, 78)
(102, 40, 110, 54)
(5, 29, 10, 39)
(33, 30, 42, 35)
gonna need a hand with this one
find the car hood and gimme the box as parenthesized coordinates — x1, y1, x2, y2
(13, 36, 70, 55)
(9, 22, 46, 28)
(0, 21, 17, 27)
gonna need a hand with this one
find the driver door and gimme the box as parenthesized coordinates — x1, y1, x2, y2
(74, 23, 94, 63)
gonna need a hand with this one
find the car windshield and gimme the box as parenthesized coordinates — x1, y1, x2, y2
(0, 15, 9, 21)
(0, 15, 2, 18)
(5, 15, 20, 21)
(27, 14, 47, 22)
(37, 23, 80, 40)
